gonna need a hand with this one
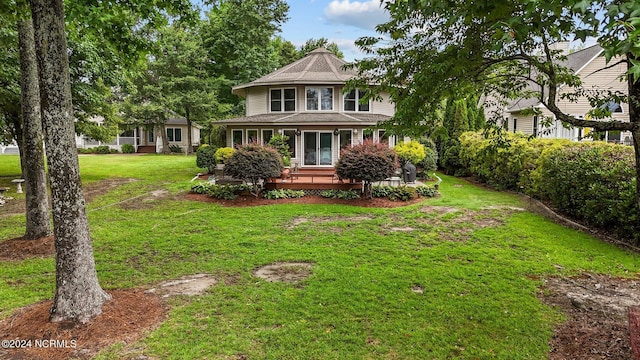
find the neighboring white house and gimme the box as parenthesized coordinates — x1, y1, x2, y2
(495, 44, 632, 145)
(75, 116, 201, 153)
(215, 47, 396, 168)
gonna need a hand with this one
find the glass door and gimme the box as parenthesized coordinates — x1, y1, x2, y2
(303, 132, 333, 166)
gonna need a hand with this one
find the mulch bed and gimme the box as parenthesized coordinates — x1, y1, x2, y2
(0, 289, 167, 360)
(0, 236, 54, 261)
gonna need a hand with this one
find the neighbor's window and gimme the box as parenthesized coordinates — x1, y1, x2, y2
(166, 128, 182, 142)
(344, 89, 370, 112)
(306, 87, 333, 111)
(600, 101, 623, 113)
(270, 88, 296, 112)
(148, 129, 154, 143)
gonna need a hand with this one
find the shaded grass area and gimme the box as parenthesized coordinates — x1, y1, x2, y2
(1, 155, 639, 359)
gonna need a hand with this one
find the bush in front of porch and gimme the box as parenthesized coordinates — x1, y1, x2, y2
(336, 140, 397, 198)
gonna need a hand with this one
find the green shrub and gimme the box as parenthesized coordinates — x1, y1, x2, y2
(372, 185, 417, 201)
(418, 147, 438, 179)
(394, 140, 426, 166)
(196, 145, 218, 173)
(336, 140, 398, 198)
(415, 185, 438, 197)
(94, 145, 111, 154)
(320, 189, 360, 199)
(121, 143, 135, 154)
(224, 144, 282, 197)
(169, 144, 183, 153)
(190, 181, 214, 194)
(530, 143, 638, 241)
(215, 147, 236, 164)
(263, 189, 305, 199)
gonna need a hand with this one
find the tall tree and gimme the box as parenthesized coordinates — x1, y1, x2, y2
(30, 0, 109, 322)
(298, 37, 344, 59)
(201, 0, 288, 115)
(17, 0, 51, 239)
(352, 0, 640, 208)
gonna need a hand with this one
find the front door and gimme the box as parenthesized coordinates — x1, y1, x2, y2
(303, 131, 333, 166)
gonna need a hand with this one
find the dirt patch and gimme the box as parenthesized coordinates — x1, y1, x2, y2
(0, 289, 167, 360)
(146, 274, 217, 298)
(254, 262, 314, 284)
(287, 215, 374, 229)
(185, 193, 426, 208)
(118, 189, 173, 210)
(540, 273, 640, 360)
(0, 236, 54, 261)
(416, 207, 516, 242)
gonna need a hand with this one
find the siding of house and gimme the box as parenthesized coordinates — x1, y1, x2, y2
(246, 87, 269, 117)
(371, 92, 395, 116)
(556, 55, 628, 122)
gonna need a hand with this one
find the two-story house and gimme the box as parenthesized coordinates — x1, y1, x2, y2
(216, 47, 396, 168)
(499, 44, 632, 145)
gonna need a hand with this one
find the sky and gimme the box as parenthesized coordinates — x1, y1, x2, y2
(280, 0, 390, 61)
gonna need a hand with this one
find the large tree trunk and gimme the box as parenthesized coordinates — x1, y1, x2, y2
(30, 0, 109, 323)
(17, 3, 52, 240)
(629, 54, 640, 211)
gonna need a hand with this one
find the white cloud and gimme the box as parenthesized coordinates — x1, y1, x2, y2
(323, 0, 390, 31)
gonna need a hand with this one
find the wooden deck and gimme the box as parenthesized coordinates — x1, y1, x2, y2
(265, 168, 362, 191)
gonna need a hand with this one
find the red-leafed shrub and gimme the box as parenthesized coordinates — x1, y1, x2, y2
(336, 140, 398, 198)
(224, 144, 283, 197)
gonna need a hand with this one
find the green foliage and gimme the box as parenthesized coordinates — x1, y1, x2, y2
(95, 145, 113, 154)
(298, 37, 344, 59)
(215, 147, 235, 164)
(320, 189, 361, 200)
(415, 185, 438, 197)
(267, 134, 290, 159)
(196, 145, 218, 173)
(190, 182, 252, 200)
(531, 143, 638, 241)
(394, 140, 426, 166)
(224, 144, 283, 197)
(336, 140, 398, 198)
(262, 189, 305, 199)
(371, 185, 417, 201)
(458, 131, 639, 243)
(420, 147, 438, 173)
(121, 143, 135, 154)
(169, 144, 183, 153)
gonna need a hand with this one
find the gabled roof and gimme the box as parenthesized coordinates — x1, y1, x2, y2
(214, 112, 390, 126)
(506, 44, 604, 112)
(232, 48, 355, 96)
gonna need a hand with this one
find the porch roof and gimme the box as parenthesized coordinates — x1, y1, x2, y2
(214, 112, 391, 127)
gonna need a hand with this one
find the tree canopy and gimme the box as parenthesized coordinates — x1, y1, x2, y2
(352, 0, 640, 206)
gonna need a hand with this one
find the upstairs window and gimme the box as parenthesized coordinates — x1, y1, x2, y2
(344, 89, 370, 112)
(306, 87, 333, 111)
(270, 88, 296, 112)
(600, 101, 623, 113)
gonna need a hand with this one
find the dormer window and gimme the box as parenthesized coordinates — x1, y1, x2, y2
(306, 87, 333, 111)
(344, 89, 370, 112)
(270, 88, 296, 112)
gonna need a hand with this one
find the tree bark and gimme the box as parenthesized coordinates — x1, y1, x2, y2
(17, 3, 52, 240)
(628, 55, 640, 210)
(29, 0, 109, 323)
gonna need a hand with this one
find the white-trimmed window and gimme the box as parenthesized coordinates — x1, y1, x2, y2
(262, 129, 274, 145)
(270, 88, 296, 112)
(232, 129, 243, 146)
(247, 129, 258, 144)
(344, 89, 370, 112)
(306, 87, 333, 111)
(166, 128, 182, 142)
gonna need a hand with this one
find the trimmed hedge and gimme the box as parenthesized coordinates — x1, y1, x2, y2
(196, 145, 218, 173)
(458, 131, 639, 243)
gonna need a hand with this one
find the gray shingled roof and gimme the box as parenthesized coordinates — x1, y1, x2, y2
(507, 44, 603, 112)
(214, 112, 390, 126)
(232, 48, 356, 95)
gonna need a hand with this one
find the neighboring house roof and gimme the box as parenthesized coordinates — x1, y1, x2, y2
(165, 116, 203, 128)
(215, 113, 390, 126)
(506, 44, 604, 113)
(232, 48, 356, 96)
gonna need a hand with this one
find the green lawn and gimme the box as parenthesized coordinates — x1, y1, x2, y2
(1, 154, 639, 359)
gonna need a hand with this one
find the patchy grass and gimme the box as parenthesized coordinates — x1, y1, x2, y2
(0, 154, 639, 359)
